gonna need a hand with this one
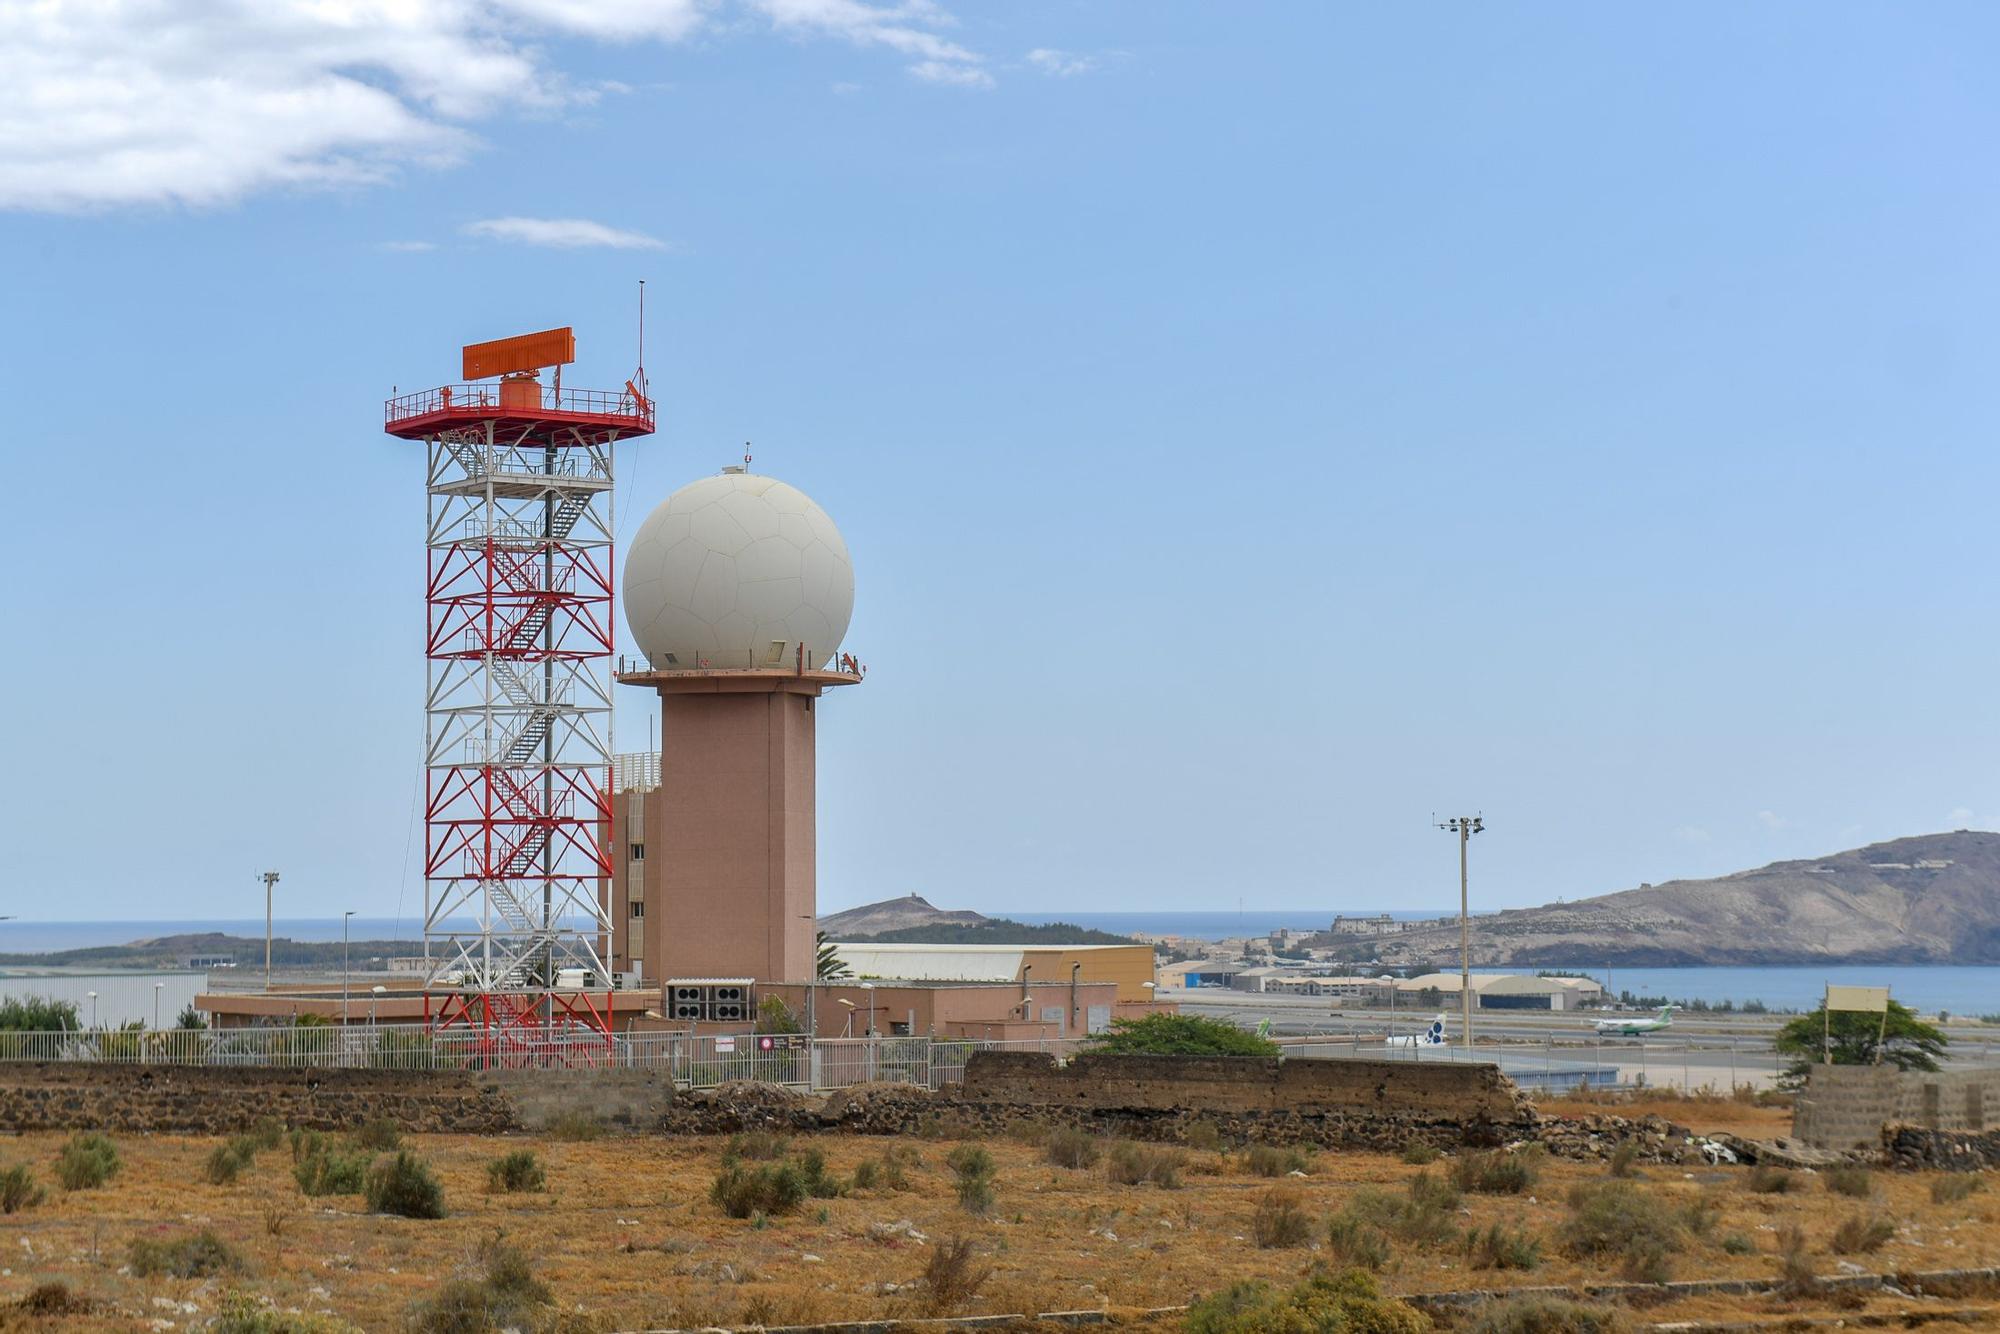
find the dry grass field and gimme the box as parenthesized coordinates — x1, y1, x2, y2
(0, 1115, 1993, 1331)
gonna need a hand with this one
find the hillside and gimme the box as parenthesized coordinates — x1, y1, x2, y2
(1343, 831, 2000, 967)
(816, 895, 990, 937)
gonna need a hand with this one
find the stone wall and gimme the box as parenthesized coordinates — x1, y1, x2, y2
(1795, 1065, 2000, 1150)
(959, 1051, 1522, 1123)
(0, 1064, 519, 1135)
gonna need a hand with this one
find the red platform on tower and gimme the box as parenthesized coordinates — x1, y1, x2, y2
(384, 325, 655, 445)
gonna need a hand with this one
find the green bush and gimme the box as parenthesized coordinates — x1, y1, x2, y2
(1824, 1165, 1873, 1198)
(1244, 1144, 1312, 1178)
(948, 1144, 997, 1216)
(1465, 1296, 1622, 1334)
(1107, 1141, 1185, 1189)
(205, 1139, 258, 1186)
(1466, 1222, 1542, 1271)
(289, 1128, 325, 1163)
(1560, 1182, 1682, 1284)
(366, 1152, 446, 1219)
(1720, 1233, 1755, 1255)
(1045, 1127, 1101, 1170)
(1185, 1269, 1429, 1334)
(1830, 1214, 1894, 1255)
(246, 1118, 286, 1152)
(711, 1160, 808, 1219)
(485, 1149, 545, 1193)
(0, 1165, 44, 1213)
(129, 1229, 246, 1279)
(0, 996, 80, 1031)
(211, 1290, 355, 1333)
(1451, 1149, 1538, 1195)
(1400, 1142, 1440, 1165)
(1343, 1175, 1462, 1250)
(853, 1145, 919, 1193)
(1250, 1188, 1313, 1249)
(1325, 1215, 1392, 1271)
(1088, 1012, 1280, 1057)
(295, 1147, 370, 1196)
(798, 1148, 846, 1199)
(55, 1133, 120, 1191)
(350, 1118, 402, 1152)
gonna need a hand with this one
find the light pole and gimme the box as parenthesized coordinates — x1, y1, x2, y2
(260, 870, 280, 990)
(342, 911, 355, 1028)
(861, 981, 877, 1038)
(371, 985, 386, 1027)
(1437, 815, 1484, 1054)
(87, 991, 98, 1029)
(1141, 981, 1157, 1010)
(153, 982, 163, 1030)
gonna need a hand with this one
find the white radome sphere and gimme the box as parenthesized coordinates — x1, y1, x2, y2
(624, 471, 855, 670)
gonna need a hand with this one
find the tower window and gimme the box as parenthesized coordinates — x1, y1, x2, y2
(629, 843, 644, 861)
(629, 901, 644, 919)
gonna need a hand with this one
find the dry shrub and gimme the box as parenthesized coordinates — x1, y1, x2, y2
(1559, 1182, 1682, 1284)
(1183, 1120, 1226, 1153)
(350, 1118, 402, 1152)
(130, 1229, 247, 1279)
(1606, 1142, 1642, 1178)
(1250, 1188, 1313, 1249)
(1107, 1141, 1185, 1189)
(205, 1138, 258, 1186)
(407, 1237, 551, 1334)
(1931, 1174, 1983, 1205)
(1451, 1148, 1538, 1195)
(1745, 1164, 1799, 1194)
(295, 1146, 369, 1197)
(1829, 1214, 1895, 1255)
(1243, 1144, 1311, 1178)
(16, 1283, 92, 1317)
(1344, 1175, 1460, 1249)
(1325, 1214, 1392, 1271)
(1824, 1165, 1873, 1198)
(486, 1149, 545, 1193)
(1045, 1127, 1101, 1170)
(1185, 1269, 1427, 1334)
(546, 1109, 603, 1142)
(723, 1130, 789, 1162)
(1466, 1221, 1542, 1271)
(915, 1235, 991, 1316)
(1400, 1141, 1440, 1165)
(853, 1145, 920, 1193)
(246, 1117, 286, 1152)
(1466, 1295, 1623, 1333)
(210, 1289, 354, 1333)
(0, 1165, 43, 1214)
(1774, 1222, 1816, 1299)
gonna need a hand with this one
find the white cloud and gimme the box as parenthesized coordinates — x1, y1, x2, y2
(0, 0, 994, 213)
(909, 60, 995, 89)
(464, 217, 667, 249)
(1026, 48, 1095, 77)
(379, 240, 437, 252)
(1947, 807, 1978, 828)
(1756, 810, 1790, 831)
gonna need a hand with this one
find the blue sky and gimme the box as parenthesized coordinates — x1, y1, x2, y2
(1, 3, 1994, 922)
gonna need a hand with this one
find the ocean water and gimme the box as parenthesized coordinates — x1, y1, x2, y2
(1012, 910, 1452, 939)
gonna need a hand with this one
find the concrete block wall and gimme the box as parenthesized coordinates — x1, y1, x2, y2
(1795, 1064, 2000, 1150)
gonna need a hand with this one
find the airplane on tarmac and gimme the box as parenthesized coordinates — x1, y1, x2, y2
(1594, 1005, 1674, 1036)
(1385, 1014, 1449, 1048)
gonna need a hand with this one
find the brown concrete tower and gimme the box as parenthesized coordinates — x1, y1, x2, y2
(615, 469, 860, 985)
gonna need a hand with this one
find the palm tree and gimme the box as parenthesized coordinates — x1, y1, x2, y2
(815, 931, 851, 980)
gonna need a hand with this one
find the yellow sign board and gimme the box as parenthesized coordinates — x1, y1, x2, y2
(1825, 984, 1891, 1013)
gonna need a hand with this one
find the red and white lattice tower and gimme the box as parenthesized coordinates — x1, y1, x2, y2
(384, 328, 654, 1048)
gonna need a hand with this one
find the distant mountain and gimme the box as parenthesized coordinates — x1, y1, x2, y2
(1345, 831, 2000, 967)
(817, 895, 991, 937)
(818, 895, 1140, 946)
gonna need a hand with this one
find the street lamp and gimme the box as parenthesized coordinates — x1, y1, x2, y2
(861, 982, 876, 1038)
(153, 982, 164, 1030)
(371, 984, 386, 1027)
(835, 997, 857, 1038)
(260, 870, 280, 990)
(1141, 981, 1157, 1010)
(87, 991, 97, 1030)
(1436, 815, 1485, 1054)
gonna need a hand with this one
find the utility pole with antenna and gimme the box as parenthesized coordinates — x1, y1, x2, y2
(1435, 816, 1484, 1054)
(260, 870, 280, 991)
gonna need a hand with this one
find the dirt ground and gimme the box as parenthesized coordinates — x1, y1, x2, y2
(0, 1121, 1993, 1331)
